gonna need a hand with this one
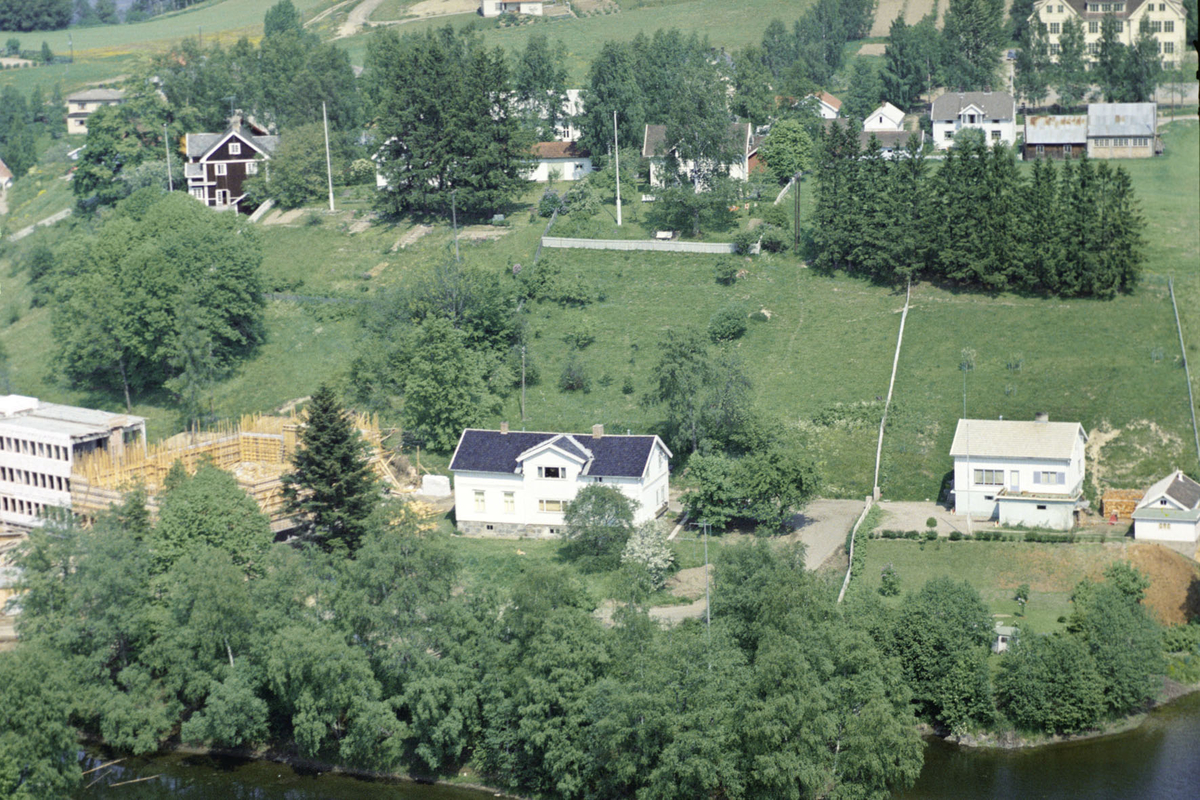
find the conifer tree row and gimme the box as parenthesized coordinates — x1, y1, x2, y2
(812, 126, 1145, 299)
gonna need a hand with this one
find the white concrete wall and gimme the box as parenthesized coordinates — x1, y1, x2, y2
(0, 429, 75, 526)
(526, 157, 593, 182)
(1133, 518, 1199, 543)
(933, 119, 1017, 150)
(999, 499, 1075, 530)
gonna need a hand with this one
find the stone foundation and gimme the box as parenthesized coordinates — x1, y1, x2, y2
(458, 520, 563, 539)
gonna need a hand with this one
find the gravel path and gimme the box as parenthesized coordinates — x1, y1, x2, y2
(789, 499, 870, 570)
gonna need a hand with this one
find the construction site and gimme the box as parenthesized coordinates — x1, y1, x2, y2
(69, 412, 416, 534)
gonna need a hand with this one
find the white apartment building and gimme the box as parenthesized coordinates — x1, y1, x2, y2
(1031, 0, 1187, 68)
(0, 395, 146, 529)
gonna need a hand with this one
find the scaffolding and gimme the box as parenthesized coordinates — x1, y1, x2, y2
(69, 413, 412, 532)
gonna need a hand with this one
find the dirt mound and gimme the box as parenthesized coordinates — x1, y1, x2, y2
(666, 565, 710, 601)
(1127, 543, 1200, 625)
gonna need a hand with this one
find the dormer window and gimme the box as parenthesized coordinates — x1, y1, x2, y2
(229, 142, 241, 155)
(538, 466, 564, 479)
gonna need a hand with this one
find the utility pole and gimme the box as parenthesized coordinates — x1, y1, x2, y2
(451, 189, 460, 263)
(520, 345, 526, 424)
(793, 170, 801, 250)
(67, 34, 72, 75)
(703, 521, 711, 670)
(322, 101, 335, 212)
(613, 109, 622, 226)
(164, 124, 173, 192)
(960, 348, 975, 535)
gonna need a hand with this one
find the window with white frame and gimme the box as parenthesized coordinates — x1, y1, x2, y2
(246, 160, 258, 175)
(1159, 522, 1170, 529)
(474, 490, 485, 512)
(216, 189, 230, 205)
(214, 163, 227, 176)
(1089, 20, 1099, 33)
(503, 492, 515, 514)
(1050, 22, 1061, 33)
(1050, 43, 1061, 54)
(538, 466, 564, 479)
(974, 469, 1004, 486)
(1033, 471, 1065, 485)
(1150, 20, 1163, 31)
(539, 499, 565, 513)
(229, 142, 241, 155)
(991, 130, 1001, 140)
(1164, 20, 1174, 32)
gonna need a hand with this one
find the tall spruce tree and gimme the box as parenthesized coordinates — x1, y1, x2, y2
(283, 384, 380, 554)
(1014, 20, 1052, 109)
(1054, 18, 1089, 109)
(1095, 14, 1129, 101)
(811, 120, 861, 273)
(941, 0, 1007, 90)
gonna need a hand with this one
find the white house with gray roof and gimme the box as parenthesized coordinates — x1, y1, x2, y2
(0, 395, 145, 530)
(1132, 470, 1200, 543)
(449, 424, 671, 537)
(931, 92, 1016, 149)
(950, 414, 1088, 530)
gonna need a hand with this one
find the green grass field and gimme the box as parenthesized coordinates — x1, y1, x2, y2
(855, 539, 1127, 632)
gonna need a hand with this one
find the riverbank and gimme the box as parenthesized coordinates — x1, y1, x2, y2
(940, 677, 1200, 750)
(81, 738, 525, 800)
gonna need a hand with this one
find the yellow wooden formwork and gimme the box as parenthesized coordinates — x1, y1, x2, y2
(69, 412, 408, 527)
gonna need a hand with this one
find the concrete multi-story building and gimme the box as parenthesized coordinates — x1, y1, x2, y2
(1030, 0, 1188, 68)
(65, 88, 126, 135)
(0, 395, 145, 530)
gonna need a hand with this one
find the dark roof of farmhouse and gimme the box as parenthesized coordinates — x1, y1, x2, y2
(642, 121, 751, 158)
(930, 92, 1015, 121)
(450, 429, 666, 477)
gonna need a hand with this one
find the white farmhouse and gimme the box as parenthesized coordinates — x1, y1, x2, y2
(1132, 470, 1200, 543)
(0, 395, 146, 530)
(950, 414, 1088, 530)
(450, 424, 671, 537)
(806, 91, 843, 120)
(480, 0, 543, 16)
(642, 122, 757, 188)
(931, 91, 1016, 149)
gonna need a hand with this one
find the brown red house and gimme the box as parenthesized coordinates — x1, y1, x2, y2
(184, 120, 279, 213)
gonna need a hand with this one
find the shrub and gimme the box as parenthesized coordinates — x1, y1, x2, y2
(538, 189, 561, 218)
(759, 204, 792, 232)
(926, 516, 938, 529)
(559, 357, 590, 392)
(620, 520, 676, 590)
(732, 228, 759, 255)
(949, 530, 962, 541)
(621, 375, 634, 395)
(714, 259, 739, 285)
(708, 305, 747, 343)
(880, 563, 901, 596)
(758, 224, 790, 253)
(563, 317, 595, 350)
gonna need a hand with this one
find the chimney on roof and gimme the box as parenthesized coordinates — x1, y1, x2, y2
(1034, 412, 1049, 423)
(500, 422, 509, 435)
(592, 424, 604, 440)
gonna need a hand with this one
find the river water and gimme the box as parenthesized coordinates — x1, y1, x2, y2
(78, 694, 1200, 800)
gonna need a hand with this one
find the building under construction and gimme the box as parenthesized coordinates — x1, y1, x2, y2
(69, 412, 410, 534)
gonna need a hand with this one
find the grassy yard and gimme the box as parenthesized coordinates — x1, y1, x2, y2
(855, 538, 1128, 632)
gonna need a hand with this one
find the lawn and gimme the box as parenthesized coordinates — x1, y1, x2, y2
(855, 538, 1127, 632)
(13, 0, 338, 57)
(341, 0, 815, 79)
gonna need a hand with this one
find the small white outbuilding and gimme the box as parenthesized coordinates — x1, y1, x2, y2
(1132, 470, 1200, 543)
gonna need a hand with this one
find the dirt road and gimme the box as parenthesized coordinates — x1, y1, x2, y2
(336, 0, 386, 38)
(789, 499, 870, 570)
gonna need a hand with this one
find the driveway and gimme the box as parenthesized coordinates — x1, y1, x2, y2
(789, 499, 870, 570)
(875, 500, 966, 536)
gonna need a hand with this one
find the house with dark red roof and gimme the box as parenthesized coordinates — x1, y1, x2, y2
(525, 141, 593, 182)
(450, 424, 672, 537)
